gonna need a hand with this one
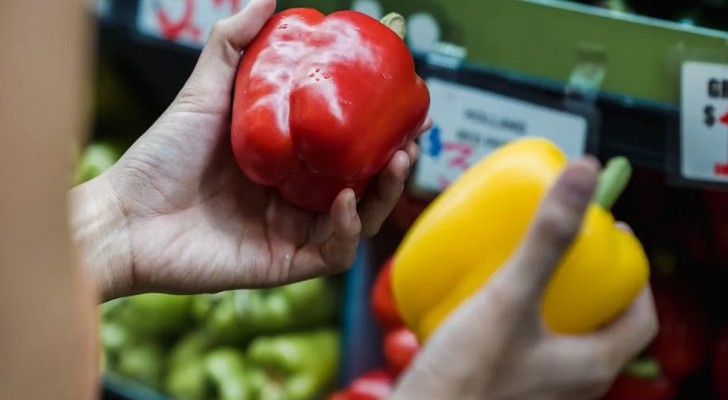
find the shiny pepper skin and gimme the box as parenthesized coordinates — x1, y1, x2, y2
(391, 137, 650, 342)
(230, 8, 430, 211)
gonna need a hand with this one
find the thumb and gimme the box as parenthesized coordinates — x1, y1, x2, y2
(496, 156, 600, 306)
(173, 0, 277, 113)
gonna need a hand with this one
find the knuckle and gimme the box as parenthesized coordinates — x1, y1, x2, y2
(535, 208, 578, 247)
(209, 20, 228, 40)
(479, 279, 525, 320)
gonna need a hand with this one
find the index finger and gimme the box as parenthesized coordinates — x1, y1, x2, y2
(490, 156, 600, 307)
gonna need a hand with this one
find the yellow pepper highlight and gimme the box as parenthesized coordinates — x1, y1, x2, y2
(391, 137, 650, 342)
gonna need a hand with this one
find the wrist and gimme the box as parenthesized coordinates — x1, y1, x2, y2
(69, 171, 134, 302)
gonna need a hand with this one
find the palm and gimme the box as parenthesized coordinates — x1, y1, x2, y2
(102, 0, 423, 295)
(112, 108, 353, 293)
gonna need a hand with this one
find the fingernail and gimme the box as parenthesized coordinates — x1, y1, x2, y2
(560, 159, 598, 208)
(400, 152, 411, 173)
(348, 191, 357, 217)
(616, 221, 633, 233)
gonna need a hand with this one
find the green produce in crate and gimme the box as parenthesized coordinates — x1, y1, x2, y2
(105, 293, 193, 338)
(165, 332, 211, 400)
(247, 328, 340, 400)
(74, 140, 124, 184)
(193, 278, 337, 342)
(192, 291, 250, 343)
(165, 360, 207, 400)
(205, 348, 256, 400)
(115, 339, 165, 391)
(99, 319, 132, 373)
(165, 333, 256, 400)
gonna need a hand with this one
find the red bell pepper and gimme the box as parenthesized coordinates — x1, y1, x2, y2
(371, 257, 404, 332)
(328, 369, 395, 400)
(231, 8, 430, 211)
(383, 326, 419, 376)
(600, 358, 678, 400)
(647, 276, 709, 380)
(712, 323, 728, 400)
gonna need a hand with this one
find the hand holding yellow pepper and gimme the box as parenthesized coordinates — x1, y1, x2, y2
(391, 137, 650, 343)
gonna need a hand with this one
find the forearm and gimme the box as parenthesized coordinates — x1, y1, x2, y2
(70, 172, 134, 302)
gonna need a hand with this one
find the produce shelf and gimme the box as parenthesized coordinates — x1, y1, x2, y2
(89, 1, 728, 398)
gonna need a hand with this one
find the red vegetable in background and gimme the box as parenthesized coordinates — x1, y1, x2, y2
(371, 258, 404, 332)
(648, 276, 709, 379)
(231, 8, 430, 211)
(600, 358, 678, 400)
(713, 323, 728, 400)
(383, 327, 419, 376)
(328, 369, 395, 400)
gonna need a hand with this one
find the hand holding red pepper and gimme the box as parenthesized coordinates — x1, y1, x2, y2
(71, 0, 428, 301)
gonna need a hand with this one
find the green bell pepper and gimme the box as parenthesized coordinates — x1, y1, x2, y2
(247, 328, 340, 400)
(115, 339, 165, 390)
(105, 293, 193, 338)
(75, 140, 124, 184)
(165, 333, 255, 400)
(193, 278, 337, 343)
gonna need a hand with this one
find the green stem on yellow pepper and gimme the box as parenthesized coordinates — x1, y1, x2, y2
(593, 156, 632, 211)
(380, 12, 406, 41)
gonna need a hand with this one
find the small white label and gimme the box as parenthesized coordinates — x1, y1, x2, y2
(136, 0, 245, 48)
(413, 77, 589, 193)
(681, 61, 728, 183)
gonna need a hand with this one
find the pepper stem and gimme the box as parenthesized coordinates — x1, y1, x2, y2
(593, 156, 632, 210)
(380, 12, 406, 40)
(623, 357, 661, 379)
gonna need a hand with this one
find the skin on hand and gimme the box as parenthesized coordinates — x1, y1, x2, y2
(390, 157, 659, 400)
(70, 0, 430, 301)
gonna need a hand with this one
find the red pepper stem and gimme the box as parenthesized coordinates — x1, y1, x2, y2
(593, 156, 632, 211)
(380, 12, 406, 41)
(624, 357, 662, 379)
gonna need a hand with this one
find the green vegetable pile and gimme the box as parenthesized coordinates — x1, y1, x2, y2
(100, 280, 340, 400)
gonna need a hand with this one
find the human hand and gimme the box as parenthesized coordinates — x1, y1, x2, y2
(72, 0, 430, 300)
(389, 157, 658, 400)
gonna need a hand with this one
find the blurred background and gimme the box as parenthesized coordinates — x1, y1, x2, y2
(82, 0, 728, 399)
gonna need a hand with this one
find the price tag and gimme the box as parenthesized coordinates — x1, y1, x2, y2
(680, 61, 728, 183)
(412, 77, 589, 194)
(136, 0, 244, 48)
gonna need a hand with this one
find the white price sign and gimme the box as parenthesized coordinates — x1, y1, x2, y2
(136, 0, 244, 48)
(413, 77, 589, 193)
(681, 61, 728, 183)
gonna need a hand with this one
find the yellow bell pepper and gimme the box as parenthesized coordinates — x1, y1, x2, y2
(391, 137, 650, 342)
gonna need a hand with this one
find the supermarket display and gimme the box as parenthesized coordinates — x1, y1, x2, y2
(84, 0, 728, 398)
(229, 8, 430, 211)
